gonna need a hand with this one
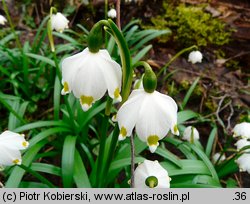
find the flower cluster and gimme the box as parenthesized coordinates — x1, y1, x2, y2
(60, 19, 181, 188)
(233, 122, 250, 174)
(0, 130, 29, 168)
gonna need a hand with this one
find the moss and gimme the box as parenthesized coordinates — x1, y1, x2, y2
(146, 2, 233, 47)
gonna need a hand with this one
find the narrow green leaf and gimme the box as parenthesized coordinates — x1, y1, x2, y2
(25, 53, 55, 67)
(31, 163, 61, 176)
(161, 160, 210, 176)
(132, 45, 152, 65)
(181, 77, 200, 110)
(177, 110, 198, 124)
(205, 126, 218, 157)
(155, 147, 182, 168)
(185, 142, 220, 183)
(29, 127, 70, 148)
(62, 135, 77, 187)
(73, 150, 91, 187)
(13, 120, 70, 132)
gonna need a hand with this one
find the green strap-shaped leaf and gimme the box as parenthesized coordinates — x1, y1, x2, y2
(73, 150, 91, 188)
(62, 135, 77, 187)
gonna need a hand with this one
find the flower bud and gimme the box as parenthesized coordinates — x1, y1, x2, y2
(143, 69, 157, 93)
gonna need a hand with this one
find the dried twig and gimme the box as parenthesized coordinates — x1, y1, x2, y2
(130, 134, 135, 188)
(116, 0, 121, 30)
(226, 102, 234, 131)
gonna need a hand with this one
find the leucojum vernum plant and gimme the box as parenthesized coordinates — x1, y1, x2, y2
(1, 1, 250, 188)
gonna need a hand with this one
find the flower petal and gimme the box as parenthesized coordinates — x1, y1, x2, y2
(117, 90, 144, 140)
(134, 160, 170, 188)
(98, 50, 122, 102)
(0, 131, 29, 150)
(154, 91, 179, 135)
(61, 48, 89, 94)
(0, 144, 22, 166)
(72, 53, 107, 108)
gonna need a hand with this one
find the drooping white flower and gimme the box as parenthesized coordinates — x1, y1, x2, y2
(134, 160, 171, 188)
(235, 153, 250, 174)
(182, 126, 199, 142)
(0, 15, 7, 25)
(188, 51, 203, 64)
(233, 122, 250, 139)
(0, 130, 29, 167)
(117, 89, 179, 153)
(235, 138, 250, 152)
(61, 47, 122, 111)
(107, 8, 117, 19)
(212, 152, 226, 164)
(51, 12, 69, 32)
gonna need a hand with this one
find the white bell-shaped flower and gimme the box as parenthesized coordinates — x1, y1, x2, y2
(233, 122, 250, 139)
(51, 12, 69, 32)
(235, 139, 250, 152)
(188, 51, 203, 64)
(182, 126, 199, 142)
(235, 153, 250, 174)
(0, 130, 29, 167)
(61, 48, 122, 111)
(117, 89, 179, 153)
(107, 8, 117, 19)
(134, 160, 171, 188)
(0, 15, 7, 25)
(212, 152, 226, 164)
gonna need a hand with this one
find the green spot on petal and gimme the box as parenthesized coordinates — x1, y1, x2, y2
(114, 88, 120, 99)
(63, 82, 69, 92)
(13, 159, 20, 165)
(80, 95, 94, 106)
(174, 124, 179, 134)
(147, 135, 159, 146)
(120, 126, 127, 138)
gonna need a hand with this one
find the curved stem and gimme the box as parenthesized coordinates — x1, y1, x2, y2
(133, 61, 154, 73)
(107, 19, 132, 103)
(157, 45, 198, 77)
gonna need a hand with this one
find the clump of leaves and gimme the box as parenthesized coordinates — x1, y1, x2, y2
(147, 2, 233, 47)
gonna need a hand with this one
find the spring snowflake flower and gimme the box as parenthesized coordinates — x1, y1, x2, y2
(188, 51, 203, 64)
(212, 152, 226, 164)
(61, 48, 122, 111)
(0, 15, 7, 25)
(134, 160, 171, 188)
(51, 12, 69, 32)
(117, 89, 179, 153)
(235, 138, 250, 151)
(235, 154, 250, 174)
(182, 126, 199, 142)
(107, 8, 117, 19)
(0, 130, 29, 167)
(233, 122, 250, 139)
